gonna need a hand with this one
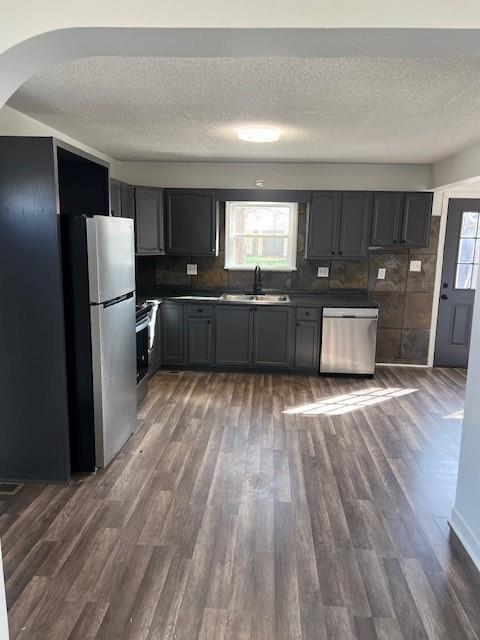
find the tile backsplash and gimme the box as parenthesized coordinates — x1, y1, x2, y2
(136, 203, 440, 365)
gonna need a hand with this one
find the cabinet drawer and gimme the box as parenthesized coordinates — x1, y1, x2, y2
(296, 307, 319, 321)
(187, 304, 213, 317)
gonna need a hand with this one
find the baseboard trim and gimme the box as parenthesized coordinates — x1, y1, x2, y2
(450, 507, 480, 573)
(375, 362, 430, 368)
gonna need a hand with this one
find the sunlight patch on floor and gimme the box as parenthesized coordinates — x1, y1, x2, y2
(283, 387, 418, 416)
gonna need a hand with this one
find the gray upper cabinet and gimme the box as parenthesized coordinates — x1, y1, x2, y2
(120, 183, 135, 219)
(306, 191, 371, 259)
(110, 179, 122, 217)
(215, 305, 253, 367)
(401, 192, 433, 247)
(306, 191, 340, 258)
(135, 188, 165, 255)
(371, 192, 403, 246)
(253, 307, 294, 368)
(371, 191, 432, 247)
(111, 179, 134, 218)
(166, 189, 218, 256)
(338, 192, 372, 258)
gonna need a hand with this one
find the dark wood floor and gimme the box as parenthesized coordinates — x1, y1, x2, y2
(1, 367, 480, 639)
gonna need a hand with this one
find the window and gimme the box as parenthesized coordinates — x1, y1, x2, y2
(455, 211, 480, 289)
(225, 201, 298, 271)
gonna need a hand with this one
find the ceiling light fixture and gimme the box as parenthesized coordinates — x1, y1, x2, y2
(238, 126, 280, 142)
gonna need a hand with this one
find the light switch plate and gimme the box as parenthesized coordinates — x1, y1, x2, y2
(317, 266, 329, 278)
(410, 260, 422, 272)
(377, 267, 386, 280)
(187, 263, 197, 276)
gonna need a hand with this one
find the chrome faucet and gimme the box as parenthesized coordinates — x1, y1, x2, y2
(253, 265, 263, 295)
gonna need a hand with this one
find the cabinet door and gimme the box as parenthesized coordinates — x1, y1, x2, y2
(371, 192, 403, 246)
(253, 307, 293, 368)
(120, 183, 135, 219)
(294, 321, 320, 370)
(306, 192, 341, 258)
(110, 179, 122, 217)
(401, 192, 432, 247)
(215, 306, 252, 366)
(188, 317, 213, 365)
(161, 303, 184, 364)
(135, 188, 165, 255)
(166, 189, 217, 256)
(338, 192, 372, 258)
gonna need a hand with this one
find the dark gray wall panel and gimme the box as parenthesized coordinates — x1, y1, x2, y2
(0, 137, 70, 482)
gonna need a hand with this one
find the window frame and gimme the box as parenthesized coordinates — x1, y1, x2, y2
(454, 211, 480, 290)
(224, 201, 298, 272)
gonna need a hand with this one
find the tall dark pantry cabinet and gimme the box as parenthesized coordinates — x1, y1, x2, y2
(0, 137, 110, 482)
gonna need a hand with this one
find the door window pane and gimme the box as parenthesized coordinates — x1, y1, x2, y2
(473, 264, 479, 290)
(458, 238, 475, 263)
(456, 264, 473, 289)
(455, 211, 480, 289)
(460, 211, 479, 237)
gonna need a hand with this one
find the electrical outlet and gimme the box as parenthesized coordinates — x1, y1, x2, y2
(410, 260, 422, 272)
(186, 263, 197, 276)
(317, 266, 329, 278)
(377, 267, 386, 280)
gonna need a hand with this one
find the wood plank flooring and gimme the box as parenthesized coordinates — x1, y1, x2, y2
(1, 367, 480, 639)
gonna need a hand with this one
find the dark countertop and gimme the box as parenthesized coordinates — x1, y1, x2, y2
(137, 287, 378, 309)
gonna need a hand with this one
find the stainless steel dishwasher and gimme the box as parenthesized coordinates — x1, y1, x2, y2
(320, 308, 379, 375)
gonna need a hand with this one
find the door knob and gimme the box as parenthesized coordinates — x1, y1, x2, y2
(441, 294, 448, 300)
(442, 282, 449, 288)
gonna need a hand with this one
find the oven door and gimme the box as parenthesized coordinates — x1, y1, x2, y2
(136, 316, 149, 386)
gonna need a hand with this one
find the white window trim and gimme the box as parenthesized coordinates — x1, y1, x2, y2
(224, 201, 298, 271)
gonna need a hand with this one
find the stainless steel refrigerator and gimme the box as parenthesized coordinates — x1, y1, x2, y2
(62, 215, 137, 472)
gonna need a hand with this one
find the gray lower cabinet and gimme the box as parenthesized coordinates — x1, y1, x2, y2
(215, 305, 253, 367)
(162, 302, 319, 372)
(253, 307, 294, 368)
(135, 188, 165, 255)
(294, 320, 320, 370)
(188, 316, 213, 365)
(161, 302, 184, 364)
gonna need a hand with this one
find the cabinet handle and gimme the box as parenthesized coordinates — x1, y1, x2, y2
(339, 251, 343, 255)
(198, 309, 203, 312)
(331, 251, 335, 255)
(296, 322, 300, 327)
(400, 239, 406, 244)
(393, 240, 398, 244)
(305, 311, 309, 316)
(207, 319, 210, 323)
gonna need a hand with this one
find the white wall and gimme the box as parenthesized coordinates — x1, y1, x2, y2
(433, 141, 480, 189)
(451, 268, 480, 572)
(119, 160, 432, 191)
(0, 106, 118, 176)
(0, 543, 8, 640)
(3, 1, 480, 55)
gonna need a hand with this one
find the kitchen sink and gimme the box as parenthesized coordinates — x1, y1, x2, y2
(219, 293, 290, 303)
(171, 295, 220, 301)
(220, 294, 255, 302)
(254, 294, 290, 303)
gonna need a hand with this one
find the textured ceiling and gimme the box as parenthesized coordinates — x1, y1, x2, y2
(8, 56, 480, 163)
